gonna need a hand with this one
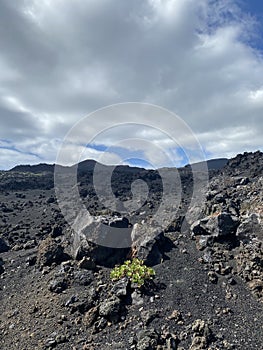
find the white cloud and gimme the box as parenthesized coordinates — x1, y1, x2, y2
(249, 88, 263, 104)
(0, 0, 262, 169)
(55, 142, 123, 167)
(0, 148, 40, 170)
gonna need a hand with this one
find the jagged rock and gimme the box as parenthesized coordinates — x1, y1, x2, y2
(83, 306, 98, 328)
(64, 294, 78, 307)
(12, 243, 23, 251)
(110, 277, 129, 297)
(196, 235, 212, 250)
(167, 310, 182, 322)
(72, 216, 131, 267)
(136, 328, 159, 350)
(23, 200, 33, 208)
(214, 193, 227, 204)
(23, 239, 36, 249)
(207, 271, 218, 284)
(50, 225, 63, 238)
(165, 216, 185, 233)
(66, 287, 97, 314)
(25, 254, 37, 266)
(72, 269, 93, 286)
(160, 333, 179, 350)
(93, 317, 107, 333)
(191, 319, 212, 338)
(141, 309, 159, 325)
(223, 151, 263, 178)
(131, 222, 164, 265)
(131, 290, 144, 306)
(191, 213, 239, 239)
(36, 237, 67, 268)
(46, 196, 55, 204)
(49, 278, 68, 293)
(98, 296, 121, 323)
(236, 213, 262, 242)
(189, 335, 207, 350)
(248, 279, 263, 299)
(190, 319, 212, 350)
(77, 256, 96, 270)
(235, 240, 263, 301)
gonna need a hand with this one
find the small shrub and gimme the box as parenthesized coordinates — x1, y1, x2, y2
(110, 258, 155, 287)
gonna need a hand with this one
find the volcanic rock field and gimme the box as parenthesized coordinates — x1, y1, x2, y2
(0, 151, 262, 350)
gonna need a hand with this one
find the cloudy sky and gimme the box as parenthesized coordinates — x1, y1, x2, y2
(0, 0, 263, 170)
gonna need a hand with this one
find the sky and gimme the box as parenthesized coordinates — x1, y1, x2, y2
(0, 0, 263, 170)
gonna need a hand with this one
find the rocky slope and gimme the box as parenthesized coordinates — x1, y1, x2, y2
(190, 151, 263, 303)
(0, 151, 262, 350)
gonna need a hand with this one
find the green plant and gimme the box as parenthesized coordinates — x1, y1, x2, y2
(110, 258, 155, 287)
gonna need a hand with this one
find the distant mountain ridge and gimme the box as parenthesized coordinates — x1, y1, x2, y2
(9, 157, 229, 173)
(183, 158, 228, 171)
(9, 163, 55, 173)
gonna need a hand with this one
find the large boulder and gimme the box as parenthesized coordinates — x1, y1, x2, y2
(236, 213, 262, 242)
(71, 216, 131, 267)
(72, 215, 167, 267)
(191, 212, 240, 239)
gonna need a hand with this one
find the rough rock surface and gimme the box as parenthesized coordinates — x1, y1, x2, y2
(190, 151, 263, 303)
